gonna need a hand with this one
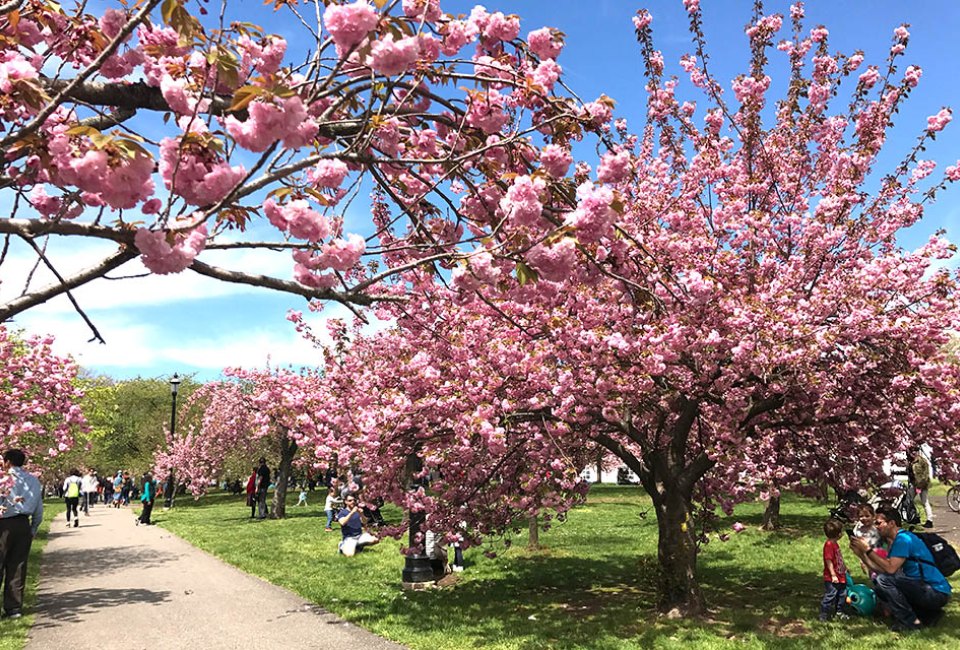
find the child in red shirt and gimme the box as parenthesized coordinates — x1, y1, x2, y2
(820, 518, 848, 621)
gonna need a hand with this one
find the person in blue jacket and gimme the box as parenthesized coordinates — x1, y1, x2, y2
(136, 472, 156, 526)
(851, 506, 951, 632)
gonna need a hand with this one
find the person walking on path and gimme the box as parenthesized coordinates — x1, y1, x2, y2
(112, 470, 123, 507)
(255, 458, 270, 520)
(120, 471, 133, 506)
(0, 449, 44, 619)
(80, 468, 98, 515)
(908, 447, 934, 529)
(62, 469, 82, 528)
(137, 472, 156, 526)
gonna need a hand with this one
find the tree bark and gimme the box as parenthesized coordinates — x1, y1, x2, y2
(271, 431, 297, 520)
(527, 515, 540, 550)
(595, 453, 603, 484)
(762, 495, 781, 531)
(651, 487, 706, 616)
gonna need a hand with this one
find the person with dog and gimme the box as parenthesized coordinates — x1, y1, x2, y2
(850, 507, 951, 632)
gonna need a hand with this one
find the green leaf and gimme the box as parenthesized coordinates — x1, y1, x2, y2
(516, 261, 539, 286)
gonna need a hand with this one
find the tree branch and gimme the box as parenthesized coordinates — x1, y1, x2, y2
(0, 246, 138, 326)
(187, 259, 405, 307)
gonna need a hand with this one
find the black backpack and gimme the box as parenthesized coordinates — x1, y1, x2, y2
(914, 532, 960, 577)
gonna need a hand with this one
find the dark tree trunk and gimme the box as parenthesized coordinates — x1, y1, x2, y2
(651, 486, 705, 616)
(816, 480, 829, 504)
(596, 398, 712, 617)
(596, 453, 603, 484)
(271, 431, 297, 520)
(527, 515, 540, 550)
(762, 495, 781, 531)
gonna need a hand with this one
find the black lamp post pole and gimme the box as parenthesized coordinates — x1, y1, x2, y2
(168, 373, 181, 508)
(401, 450, 434, 585)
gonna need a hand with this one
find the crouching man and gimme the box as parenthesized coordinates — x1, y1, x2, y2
(337, 494, 379, 557)
(850, 507, 951, 632)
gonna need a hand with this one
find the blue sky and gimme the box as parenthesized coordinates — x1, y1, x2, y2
(4, 1, 960, 382)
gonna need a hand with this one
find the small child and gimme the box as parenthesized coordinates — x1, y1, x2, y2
(852, 503, 884, 577)
(820, 518, 848, 621)
(297, 487, 308, 507)
(324, 486, 338, 531)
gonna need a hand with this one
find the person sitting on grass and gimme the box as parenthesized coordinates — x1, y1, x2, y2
(820, 518, 848, 622)
(850, 507, 951, 632)
(337, 493, 379, 557)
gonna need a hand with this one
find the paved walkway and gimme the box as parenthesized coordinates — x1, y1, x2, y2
(929, 491, 960, 546)
(27, 506, 405, 650)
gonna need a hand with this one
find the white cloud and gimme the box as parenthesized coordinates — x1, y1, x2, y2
(11, 299, 390, 380)
(1, 236, 298, 315)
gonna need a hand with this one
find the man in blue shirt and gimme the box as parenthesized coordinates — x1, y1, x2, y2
(337, 493, 379, 557)
(0, 449, 44, 619)
(851, 506, 951, 632)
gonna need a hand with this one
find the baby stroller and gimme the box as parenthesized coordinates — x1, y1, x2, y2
(869, 481, 921, 527)
(828, 489, 866, 525)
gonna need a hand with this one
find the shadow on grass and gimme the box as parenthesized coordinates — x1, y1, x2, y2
(355, 553, 960, 649)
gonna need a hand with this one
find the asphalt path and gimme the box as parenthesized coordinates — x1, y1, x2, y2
(26, 504, 405, 650)
(928, 490, 960, 546)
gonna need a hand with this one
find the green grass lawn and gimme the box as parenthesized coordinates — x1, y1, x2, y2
(0, 500, 64, 650)
(149, 486, 958, 649)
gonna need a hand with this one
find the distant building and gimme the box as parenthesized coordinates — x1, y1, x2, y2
(580, 465, 640, 485)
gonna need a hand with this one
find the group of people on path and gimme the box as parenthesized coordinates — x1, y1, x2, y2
(60, 467, 173, 528)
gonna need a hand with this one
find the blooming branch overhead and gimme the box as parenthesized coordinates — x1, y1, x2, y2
(0, 0, 606, 338)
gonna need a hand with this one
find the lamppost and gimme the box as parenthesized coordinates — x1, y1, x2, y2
(401, 449, 434, 587)
(167, 373, 181, 509)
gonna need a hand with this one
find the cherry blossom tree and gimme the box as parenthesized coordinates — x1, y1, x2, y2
(0, 0, 599, 341)
(302, 3, 960, 615)
(155, 366, 327, 518)
(0, 325, 86, 475)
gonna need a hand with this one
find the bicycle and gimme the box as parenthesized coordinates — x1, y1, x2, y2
(947, 484, 960, 513)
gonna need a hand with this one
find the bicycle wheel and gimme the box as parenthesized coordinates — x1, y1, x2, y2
(948, 486, 960, 513)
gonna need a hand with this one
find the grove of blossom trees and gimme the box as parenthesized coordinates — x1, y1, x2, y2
(0, 326, 86, 473)
(272, 2, 960, 615)
(154, 366, 327, 519)
(9, 0, 960, 620)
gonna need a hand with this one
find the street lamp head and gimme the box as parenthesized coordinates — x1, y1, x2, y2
(169, 372, 182, 396)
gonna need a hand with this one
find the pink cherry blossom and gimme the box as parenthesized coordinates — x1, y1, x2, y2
(0, 326, 85, 477)
(402, 0, 441, 22)
(499, 175, 545, 228)
(134, 224, 208, 274)
(314, 233, 366, 272)
(370, 34, 420, 76)
(597, 150, 632, 184)
(926, 108, 952, 133)
(323, 1, 379, 53)
(309, 159, 350, 189)
(540, 144, 573, 177)
(527, 27, 563, 60)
